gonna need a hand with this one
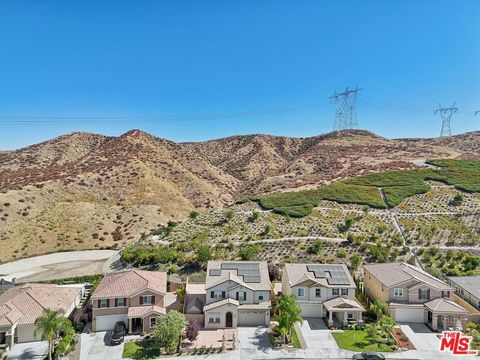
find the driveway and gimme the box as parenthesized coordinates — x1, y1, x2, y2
(79, 330, 124, 360)
(300, 318, 339, 349)
(399, 323, 440, 351)
(237, 327, 271, 351)
(6, 342, 48, 360)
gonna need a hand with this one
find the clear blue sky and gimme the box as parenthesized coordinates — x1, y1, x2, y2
(0, 0, 479, 150)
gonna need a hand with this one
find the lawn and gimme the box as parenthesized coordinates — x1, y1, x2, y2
(122, 340, 160, 360)
(332, 330, 393, 352)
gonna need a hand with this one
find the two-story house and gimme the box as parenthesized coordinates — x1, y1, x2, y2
(91, 269, 167, 333)
(364, 262, 470, 330)
(447, 275, 480, 312)
(202, 261, 271, 328)
(282, 263, 364, 326)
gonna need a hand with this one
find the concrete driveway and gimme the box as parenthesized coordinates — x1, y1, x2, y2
(237, 327, 271, 351)
(79, 331, 124, 360)
(300, 318, 339, 349)
(399, 323, 440, 351)
(6, 342, 48, 360)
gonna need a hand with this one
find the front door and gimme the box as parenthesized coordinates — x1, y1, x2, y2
(132, 318, 143, 333)
(0, 331, 5, 345)
(226, 312, 233, 328)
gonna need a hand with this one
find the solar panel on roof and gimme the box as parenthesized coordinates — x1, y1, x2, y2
(220, 262, 261, 283)
(209, 269, 222, 276)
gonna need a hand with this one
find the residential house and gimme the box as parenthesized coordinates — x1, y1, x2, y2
(91, 269, 168, 333)
(201, 261, 272, 328)
(0, 283, 82, 349)
(282, 263, 364, 326)
(364, 262, 470, 330)
(447, 275, 480, 311)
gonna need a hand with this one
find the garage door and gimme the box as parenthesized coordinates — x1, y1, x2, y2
(300, 304, 323, 318)
(394, 307, 425, 323)
(238, 310, 265, 326)
(95, 314, 128, 331)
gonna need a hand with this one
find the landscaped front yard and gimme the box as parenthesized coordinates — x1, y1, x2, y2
(122, 340, 160, 360)
(332, 330, 393, 352)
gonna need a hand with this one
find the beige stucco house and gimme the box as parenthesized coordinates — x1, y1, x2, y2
(447, 275, 480, 311)
(282, 263, 364, 326)
(364, 262, 470, 330)
(199, 261, 272, 328)
(0, 283, 82, 349)
(91, 269, 168, 333)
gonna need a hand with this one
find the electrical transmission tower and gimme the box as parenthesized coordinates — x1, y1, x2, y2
(330, 86, 362, 131)
(475, 110, 480, 116)
(434, 102, 458, 137)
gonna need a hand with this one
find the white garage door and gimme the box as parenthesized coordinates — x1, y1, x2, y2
(95, 314, 128, 331)
(238, 310, 265, 326)
(301, 304, 323, 318)
(394, 307, 424, 323)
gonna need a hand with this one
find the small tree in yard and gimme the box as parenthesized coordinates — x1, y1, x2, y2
(185, 320, 200, 342)
(34, 308, 73, 360)
(153, 311, 186, 354)
(371, 300, 385, 320)
(275, 295, 303, 344)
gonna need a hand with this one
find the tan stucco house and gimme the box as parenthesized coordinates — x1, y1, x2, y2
(199, 261, 272, 328)
(364, 262, 470, 330)
(447, 275, 480, 311)
(91, 269, 168, 333)
(282, 263, 364, 326)
(0, 283, 82, 349)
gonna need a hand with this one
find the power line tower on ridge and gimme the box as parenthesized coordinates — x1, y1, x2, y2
(434, 102, 458, 137)
(330, 86, 363, 131)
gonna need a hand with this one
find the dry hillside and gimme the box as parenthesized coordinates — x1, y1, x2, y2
(0, 129, 478, 262)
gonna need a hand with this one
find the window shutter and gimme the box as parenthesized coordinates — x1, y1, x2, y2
(98, 300, 101, 308)
(418, 289, 421, 299)
(106, 299, 110, 307)
(140, 296, 144, 305)
(115, 298, 118, 307)
(236, 292, 239, 300)
(151, 295, 155, 304)
(222, 291, 225, 298)
(210, 291, 214, 298)
(427, 289, 430, 300)
(243, 292, 247, 301)
(124, 297, 127, 306)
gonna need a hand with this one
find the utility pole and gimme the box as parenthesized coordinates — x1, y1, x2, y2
(475, 110, 480, 116)
(434, 102, 458, 137)
(330, 86, 362, 131)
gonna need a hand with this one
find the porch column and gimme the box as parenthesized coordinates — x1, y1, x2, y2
(328, 311, 333, 327)
(432, 314, 438, 330)
(343, 312, 348, 326)
(442, 315, 447, 331)
(128, 318, 132, 334)
(358, 311, 362, 321)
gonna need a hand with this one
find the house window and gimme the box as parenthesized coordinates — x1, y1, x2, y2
(150, 317, 157, 328)
(236, 291, 247, 301)
(347, 313, 354, 319)
(297, 288, 305, 297)
(98, 299, 109, 308)
(441, 291, 450, 298)
(419, 288, 429, 300)
(211, 290, 224, 299)
(315, 288, 321, 298)
(115, 297, 126, 307)
(208, 312, 221, 324)
(141, 295, 154, 305)
(341, 288, 348, 296)
(332, 288, 339, 296)
(258, 295, 264, 301)
(394, 288, 404, 298)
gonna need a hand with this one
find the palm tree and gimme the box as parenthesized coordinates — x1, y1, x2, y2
(34, 308, 73, 360)
(176, 284, 186, 308)
(275, 295, 303, 344)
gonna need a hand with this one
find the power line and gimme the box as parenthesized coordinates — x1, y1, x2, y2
(330, 86, 362, 131)
(434, 102, 458, 137)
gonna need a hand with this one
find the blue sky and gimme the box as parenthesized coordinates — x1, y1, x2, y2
(0, 0, 479, 150)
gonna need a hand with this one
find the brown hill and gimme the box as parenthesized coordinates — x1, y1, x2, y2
(0, 129, 478, 262)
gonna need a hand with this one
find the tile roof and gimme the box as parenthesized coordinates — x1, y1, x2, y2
(284, 263, 356, 288)
(238, 301, 271, 310)
(204, 298, 239, 311)
(424, 298, 469, 314)
(0, 284, 81, 326)
(92, 269, 167, 299)
(448, 275, 480, 299)
(363, 262, 452, 290)
(205, 261, 271, 291)
(127, 305, 166, 318)
(323, 297, 365, 311)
